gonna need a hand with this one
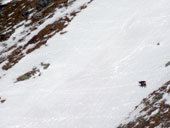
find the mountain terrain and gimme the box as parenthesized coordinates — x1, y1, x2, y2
(0, 0, 170, 128)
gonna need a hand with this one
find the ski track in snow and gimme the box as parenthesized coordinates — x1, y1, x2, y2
(1, 0, 170, 128)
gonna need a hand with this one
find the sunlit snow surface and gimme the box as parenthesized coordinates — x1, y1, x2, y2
(1, 0, 13, 4)
(1, 0, 170, 128)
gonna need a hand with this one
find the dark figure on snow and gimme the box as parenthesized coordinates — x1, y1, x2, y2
(139, 81, 146, 87)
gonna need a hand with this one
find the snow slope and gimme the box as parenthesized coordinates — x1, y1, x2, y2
(118, 81, 170, 128)
(1, 0, 170, 128)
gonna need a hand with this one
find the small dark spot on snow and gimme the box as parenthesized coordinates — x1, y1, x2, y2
(0, 96, 6, 104)
(41, 62, 50, 69)
(165, 61, 170, 67)
(1, 99, 6, 103)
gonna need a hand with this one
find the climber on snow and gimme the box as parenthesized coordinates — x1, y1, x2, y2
(138, 81, 146, 87)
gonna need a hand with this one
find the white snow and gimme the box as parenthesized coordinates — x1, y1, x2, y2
(150, 109, 159, 116)
(155, 126, 161, 128)
(1, 0, 13, 4)
(1, 0, 170, 128)
(163, 91, 170, 104)
(165, 95, 170, 104)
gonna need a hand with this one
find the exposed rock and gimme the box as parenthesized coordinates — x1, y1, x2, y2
(16, 68, 41, 82)
(33, 12, 43, 19)
(0, 0, 94, 71)
(0, 11, 4, 17)
(0, 3, 8, 10)
(0, 96, 6, 104)
(117, 81, 170, 128)
(0, 34, 10, 42)
(165, 61, 170, 67)
(22, 11, 31, 18)
(35, 0, 51, 10)
(1, 99, 6, 103)
(41, 62, 50, 69)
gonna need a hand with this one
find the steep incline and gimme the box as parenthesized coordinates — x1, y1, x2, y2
(0, 0, 170, 128)
(0, 0, 92, 71)
(117, 81, 170, 128)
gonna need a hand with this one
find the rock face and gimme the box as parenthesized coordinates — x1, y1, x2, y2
(0, 3, 8, 10)
(117, 81, 170, 128)
(0, 0, 93, 71)
(35, 0, 51, 10)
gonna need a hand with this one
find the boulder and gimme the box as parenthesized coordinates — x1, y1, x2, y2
(0, 3, 7, 10)
(35, 0, 51, 10)
(33, 12, 43, 19)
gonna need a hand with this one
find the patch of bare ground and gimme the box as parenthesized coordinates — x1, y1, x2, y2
(117, 81, 170, 128)
(0, 0, 93, 70)
(16, 67, 41, 82)
(16, 62, 49, 82)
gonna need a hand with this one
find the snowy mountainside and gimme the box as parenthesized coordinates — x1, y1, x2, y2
(117, 81, 170, 128)
(0, 0, 93, 71)
(0, 0, 170, 128)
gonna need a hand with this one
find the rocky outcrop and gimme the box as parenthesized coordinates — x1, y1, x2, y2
(0, 0, 93, 71)
(117, 81, 170, 128)
(35, 0, 51, 10)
